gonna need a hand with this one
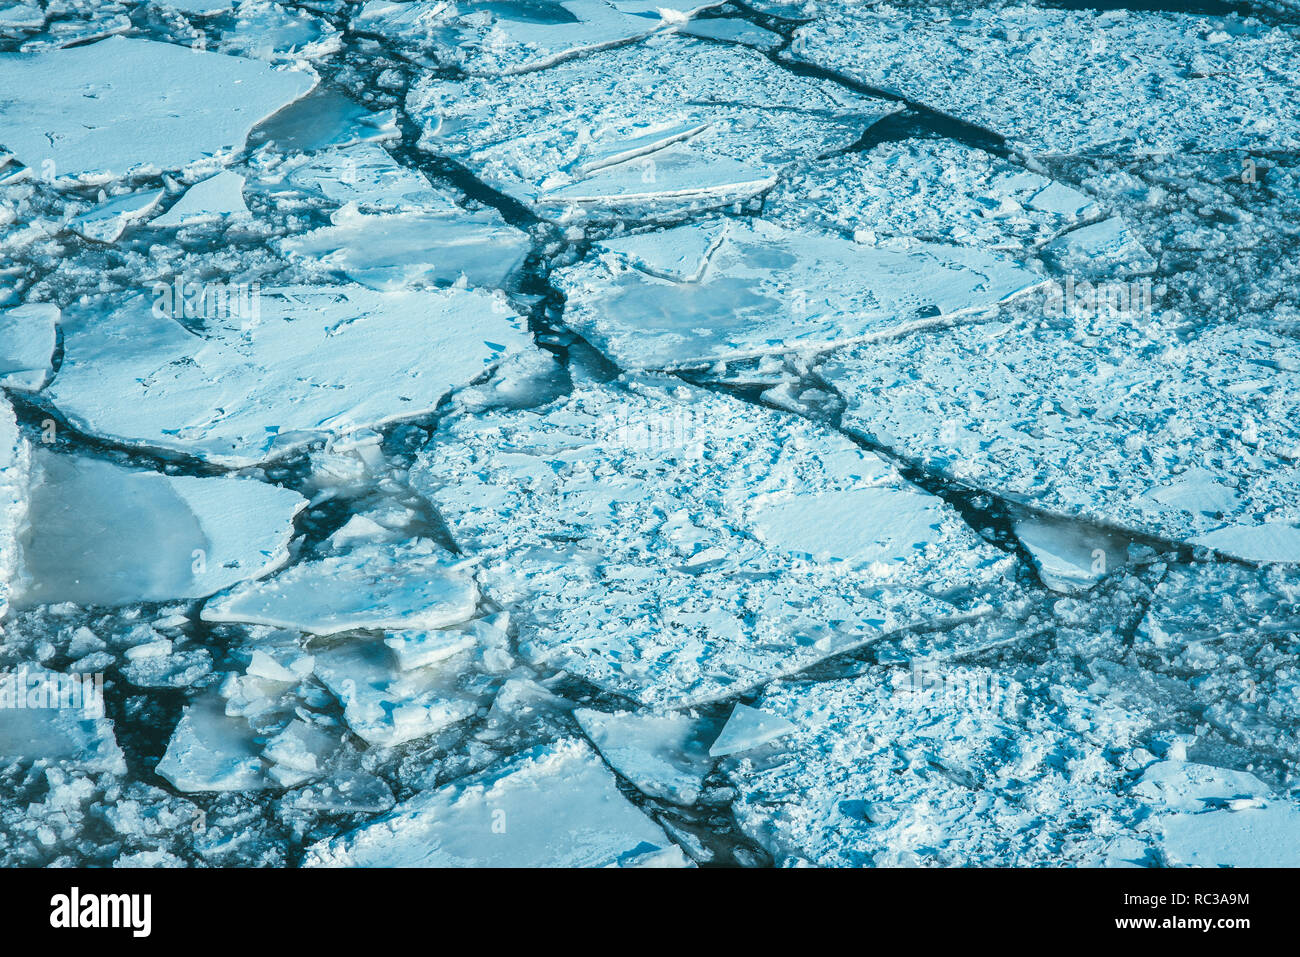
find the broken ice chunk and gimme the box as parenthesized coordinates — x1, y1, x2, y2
(708, 703, 796, 757)
(0, 302, 58, 392)
(575, 708, 716, 805)
(0, 4, 45, 34)
(201, 541, 479, 635)
(281, 205, 531, 291)
(262, 718, 340, 779)
(1190, 523, 1300, 565)
(383, 627, 479, 672)
(67, 189, 164, 243)
(681, 16, 781, 51)
(1042, 216, 1156, 280)
(556, 219, 1043, 369)
(1011, 511, 1137, 595)
(217, 0, 342, 62)
(0, 668, 124, 773)
(152, 171, 251, 228)
(285, 144, 453, 211)
(0, 36, 316, 181)
(16, 448, 305, 607)
(304, 738, 689, 866)
(157, 694, 275, 792)
(311, 638, 482, 747)
(45, 284, 535, 467)
(414, 375, 1012, 707)
(0, 398, 26, 619)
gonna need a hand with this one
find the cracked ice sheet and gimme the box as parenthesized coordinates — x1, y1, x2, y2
(726, 669, 1156, 867)
(304, 738, 689, 867)
(786, 4, 1300, 155)
(408, 33, 899, 220)
(821, 312, 1300, 564)
(16, 447, 306, 607)
(764, 139, 1099, 256)
(413, 376, 1013, 708)
(554, 218, 1044, 370)
(0, 36, 317, 182)
(353, 0, 723, 75)
(43, 284, 536, 467)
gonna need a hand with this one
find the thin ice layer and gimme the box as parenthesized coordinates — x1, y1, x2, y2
(304, 738, 689, 866)
(0, 36, 317, 180)
(17, 448, 306, 607)
(555, 219, 1043, 369)
(44, 284, 535, 467)
(408, 32, 898, 219)
(822, 313, 1300, 563)
(787, 4, 1300, 155)
(414, 376, 1011, 707)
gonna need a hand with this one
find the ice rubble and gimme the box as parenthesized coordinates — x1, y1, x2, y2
(554, 218, 1044, 369)
(201, 540, 480, 635)
(574, 707, 716, 805)
(821, 312, 1300, 564)
(215, 0, 342, 62)
(0, 400, 26, 620)
(787, 4, 1300, 155)
(0, 302, 58, 392)
(0, 36, 317, 181)
(152, 171, 251, 228)
(763, 139, 1098, 255)
(352, 0, 722, 75)
(16, 447, 305, 606)
(407, 33, 900, 219)
(44, 284, 535, 467)
(414, 376, 1013, 707)
(726, 669, 1158, 867)
(304, 738, 689, 866)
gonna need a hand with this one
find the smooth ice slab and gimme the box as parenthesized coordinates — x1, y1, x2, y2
(67, 189, 164, 243)
(787, 5, 1300, 155)
(16, 448, 305, 607)
(408, 33, 898, 219)
(1134, 760, 1271, 814)
(354, 0, 722, 75)
(44, 284, 535, 466)
(555, 219, 1043, 369)
(575, 708, 715, 805)
(0, 36, 316, 180)
(0, 302, 58, 392)
(1011, 512, 1136, 595)
(282, 205, 531, 291)
(1042, 216, 1156, 280)
(708, 703, 796, 757)
(285, 144, 454, 210)
(202, 541, 479, 636)
(823, 314, 1300, 563)
(156, 693, 275, 792)
(304, 738, 689, 866)
(414, 376, 1011, 707)
(152, 171, 251, 228)
(0, 668, 123, 773)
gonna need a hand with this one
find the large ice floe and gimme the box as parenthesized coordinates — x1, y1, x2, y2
(304, 738, 689, 866)
(787, 3, 1300, 155)
(0, 36, 316, 181)
(553, 218, 1044, 369)
(414, 375, 1013, 707)
(352, 0, 723, 75)
(821, 310, 1300, 564)
(42, 285, 535, 466)
(407, 32, 900, 219)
